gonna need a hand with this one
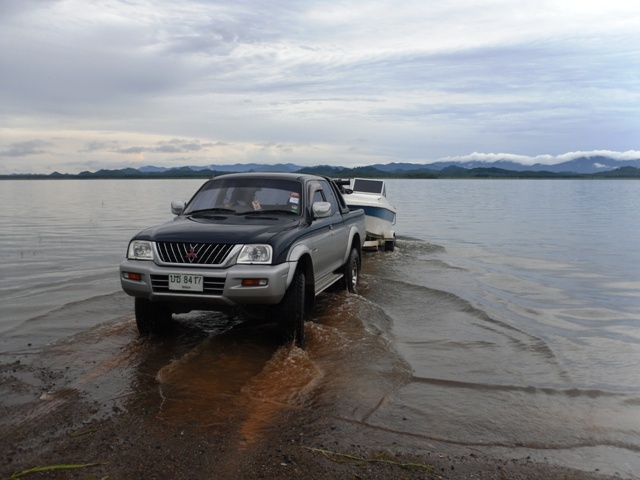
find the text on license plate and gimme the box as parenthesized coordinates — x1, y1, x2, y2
(168, 274, 203, 292)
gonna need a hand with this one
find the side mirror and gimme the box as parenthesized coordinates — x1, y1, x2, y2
(312, 201, 332, 219)
(171, 200, 185, 215)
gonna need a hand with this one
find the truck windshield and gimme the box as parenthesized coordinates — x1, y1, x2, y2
(184, 178, 303, 215)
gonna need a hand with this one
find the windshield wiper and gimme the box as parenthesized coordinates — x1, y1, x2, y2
(188, 207, 235, 215)
(237, 209, 298, 216)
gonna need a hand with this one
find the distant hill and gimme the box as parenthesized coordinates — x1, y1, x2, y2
(371, 156, 640, 174)
(293, 164, 640, 179)
(139, 163, 300, 173)
(592, 166, 640, 178)
(3, 157, 640, 180)
(134, 156, 640, 176)
(182, 156, 640, 175)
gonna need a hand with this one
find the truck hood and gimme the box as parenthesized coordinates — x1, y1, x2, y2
(134, 215, 303, 244)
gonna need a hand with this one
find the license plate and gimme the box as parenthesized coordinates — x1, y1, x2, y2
(168, 274, 203, 292)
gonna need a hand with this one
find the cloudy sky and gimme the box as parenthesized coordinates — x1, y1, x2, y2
(1, 0, 639, 174)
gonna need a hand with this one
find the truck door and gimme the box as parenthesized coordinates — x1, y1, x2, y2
(320, 179, 349, 267)
(308, 180, 348, 283)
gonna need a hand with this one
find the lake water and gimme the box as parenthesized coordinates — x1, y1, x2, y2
(1, 178, 639, 478)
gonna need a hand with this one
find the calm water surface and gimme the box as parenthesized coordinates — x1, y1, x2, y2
(1, 178, 639, 477)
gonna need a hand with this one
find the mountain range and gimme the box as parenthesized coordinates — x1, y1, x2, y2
(371, 156, 640, 174)
(139, 156, 640, 175)
(3, 156, 640, 180)
(139, 163, 301, 174)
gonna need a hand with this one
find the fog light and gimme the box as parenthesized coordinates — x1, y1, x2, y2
(241, 278, 268, 287)
(123, 272, 142, 281)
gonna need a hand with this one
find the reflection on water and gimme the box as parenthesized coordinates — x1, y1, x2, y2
(154, 291, 412, 446)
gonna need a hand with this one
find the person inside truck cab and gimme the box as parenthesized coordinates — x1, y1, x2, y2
(227, 187, 261, 211)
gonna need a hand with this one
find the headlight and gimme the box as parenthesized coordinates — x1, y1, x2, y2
(237, 244, 272, 264)
(127, 240, 154, 260)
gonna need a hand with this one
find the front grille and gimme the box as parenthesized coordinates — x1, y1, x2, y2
(151, 275, 225, 295)
(156, 242, 234, 265)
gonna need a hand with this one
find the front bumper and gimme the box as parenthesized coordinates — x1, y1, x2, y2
(119, 259, 294, 307)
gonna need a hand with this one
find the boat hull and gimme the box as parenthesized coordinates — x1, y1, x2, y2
(341, 178, 397, 251)
(345, 198, 396, 239)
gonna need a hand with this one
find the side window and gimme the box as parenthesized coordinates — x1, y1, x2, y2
(329, 180, 348, 211)
(318, 180, 339, 215)
(312, 189, 325, 205)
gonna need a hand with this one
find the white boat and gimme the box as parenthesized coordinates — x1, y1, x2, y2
(341, 178, 397, 251)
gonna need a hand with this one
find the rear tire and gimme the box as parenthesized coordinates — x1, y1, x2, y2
(276, 269, 305, 347)
(135, 298, 173, 335)
(344, 247, 360, 294)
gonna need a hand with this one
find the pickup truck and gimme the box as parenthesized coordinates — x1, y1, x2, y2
(119, 172, 366, 347)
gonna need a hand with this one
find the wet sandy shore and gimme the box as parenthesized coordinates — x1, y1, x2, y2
(0, 315, 627, 480)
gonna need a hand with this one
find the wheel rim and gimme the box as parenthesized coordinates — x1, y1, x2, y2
(350, 258, 358, 289)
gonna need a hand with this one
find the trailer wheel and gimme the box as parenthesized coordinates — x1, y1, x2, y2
(384, 234, 396, 252)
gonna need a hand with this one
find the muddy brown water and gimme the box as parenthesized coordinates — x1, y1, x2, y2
(16, 284, 411, 444)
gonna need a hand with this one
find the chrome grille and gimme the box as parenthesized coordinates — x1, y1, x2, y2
(156, 242, 234, 265)
(151, 275, 225, 295)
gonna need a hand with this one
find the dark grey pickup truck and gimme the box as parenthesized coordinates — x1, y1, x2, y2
(120, 172, 366, 346)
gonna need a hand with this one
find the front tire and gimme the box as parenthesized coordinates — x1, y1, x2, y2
(276, 269, 305, 347)
(135, 298, 173, 335)
(344, 247, 360, 294)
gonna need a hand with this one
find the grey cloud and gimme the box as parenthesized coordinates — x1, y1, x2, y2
(329, 41, 627, 99)
(0, 0, 40, 18)
(115, 139, 214, 155)
(256, 142, 294, 153)
(155, 139, 208, 153)
(78, 141, 121, 153)
(116, 146, 148, 155)
(0, 140, 52, 157)
(0, 7, 191, 115)
(1, 1, 639, 174)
